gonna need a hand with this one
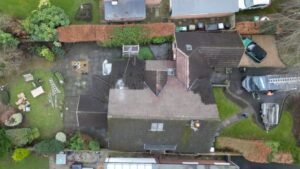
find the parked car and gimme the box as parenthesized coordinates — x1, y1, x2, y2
(242, 37, 267, 63)
(176, 26, 187, 32)
(261, 103, 279, 130)
(239, 0, 271, 10)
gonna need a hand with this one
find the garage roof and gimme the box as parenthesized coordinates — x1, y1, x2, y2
(104, 0, 146, 21)
(170, 0, 239, 18)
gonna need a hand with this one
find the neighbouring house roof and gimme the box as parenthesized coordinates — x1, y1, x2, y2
(104, 0, 146, 21)
(175, 31, 244, 68)
(170, 0, 239, 18)
(57, 23, 175, 43)
(108, 76, 219, 120)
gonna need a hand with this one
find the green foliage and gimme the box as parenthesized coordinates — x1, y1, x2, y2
(38, 0, 51, 8)
(0, 30, 19, 49)
(37, 46, 55, 61)
(52, 46, 65, 57)
(152, 36, 174, 44)
(266, 141, 280, 162)
(23, 4, 70, 41)
(213, 88, 241, 120)
(0, 88, 10, 105)
(103, 26, 151, 47)
(5, 128, 40, 147)
(12, 148, 31, 162)
(34, 139, 64, 154)
(138, 47, 154, 60)
(68, 133, 85, 150)
(0, 128, 12, 157)
(88, 140, 100, 151)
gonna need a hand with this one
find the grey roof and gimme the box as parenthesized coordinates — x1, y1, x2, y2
(175, 32, 244, 68)
(108, 77, 219, 120)
(145, 71, 168, 96)
(170, 0, 239, 18)
(105, 162, 238, 169)
(104, 0, 146, 21)
(108, 118, 220, 153)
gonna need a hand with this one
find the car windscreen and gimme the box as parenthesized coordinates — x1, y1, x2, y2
(244, 0, 254, 8)
(250, 77, 260, 91)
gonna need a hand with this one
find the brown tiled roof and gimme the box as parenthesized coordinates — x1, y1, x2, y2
(57, 23, 175, 43)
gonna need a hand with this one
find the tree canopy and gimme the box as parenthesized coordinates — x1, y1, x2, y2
(0, 128, 12, 157)
(23, 3, 70, 41)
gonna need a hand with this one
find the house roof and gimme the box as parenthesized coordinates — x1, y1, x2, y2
(104, 0, 146, 21)
(108, 76, 219, 120)
(170, 0, 239, 18)
(175, 31, 244, 68)
(145, 71, 168, 95)
(108, 118, 220, 153)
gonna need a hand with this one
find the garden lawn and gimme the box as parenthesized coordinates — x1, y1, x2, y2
(9, 70, 64, 139)
(0, 153, 48, 169)
(220, 112, 298, 156)
(213, 88, 241, 120)
(0, 0, 100, 24)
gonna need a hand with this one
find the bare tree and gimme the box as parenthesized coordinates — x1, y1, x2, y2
(260, 0, 300, 66)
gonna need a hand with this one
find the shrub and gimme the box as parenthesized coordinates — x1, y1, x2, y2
(0, 88, 10, 105)
(55, 132, 67, 143)
(68, 133, 85, 150)
(12, 148, 30, 161)
(23, 4, 70, 41)
(138, 47, 154, 60)
(88, 140, 100, 151)
(37, 46, 55, 61)
(52, 46, 65, 57)
(34, 139, 64, 154)
(6, 128, 40, 147)
(103, 26, 151, 47)
(152, 36, 174, 44)
(0, 30, 19, 49)
(0, 128, 12, 157)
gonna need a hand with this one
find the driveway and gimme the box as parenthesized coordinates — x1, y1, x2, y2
(239, 35, 286, 68)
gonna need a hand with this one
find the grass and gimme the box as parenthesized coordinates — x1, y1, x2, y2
(0, 153, 49, 169)
(220, 112, 300, 162)
(0, 0, 100, 24)
(213, 87, 300, 162)
(213, 88, 241, 120)
(9, 69, 64, 139)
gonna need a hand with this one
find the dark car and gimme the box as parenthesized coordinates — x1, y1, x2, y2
(242, 37, 267, 63)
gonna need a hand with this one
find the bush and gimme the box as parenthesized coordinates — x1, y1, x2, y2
(152, 36, 174, 44)
(12, 148, 30, 161)
(55, 132, 66, 143)
(103, 26, 151, 47)
(37, 46, 55, 61)
(52, 46, 65, 57)
(5, 128, 40, 147)
(0, 128, 12, 157)
(34, 139, 64, 154)
(68, 133, 85, 150)
(138, 47, 154, 60)
(0, 30, 19, 49)
(0, 88, 10, 105)
(23, 4, 70, 41)
(88, 140, 100, 151)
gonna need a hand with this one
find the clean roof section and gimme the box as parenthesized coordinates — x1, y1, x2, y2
(170, 0, 239, 18)
(104, 0, 146, 22)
